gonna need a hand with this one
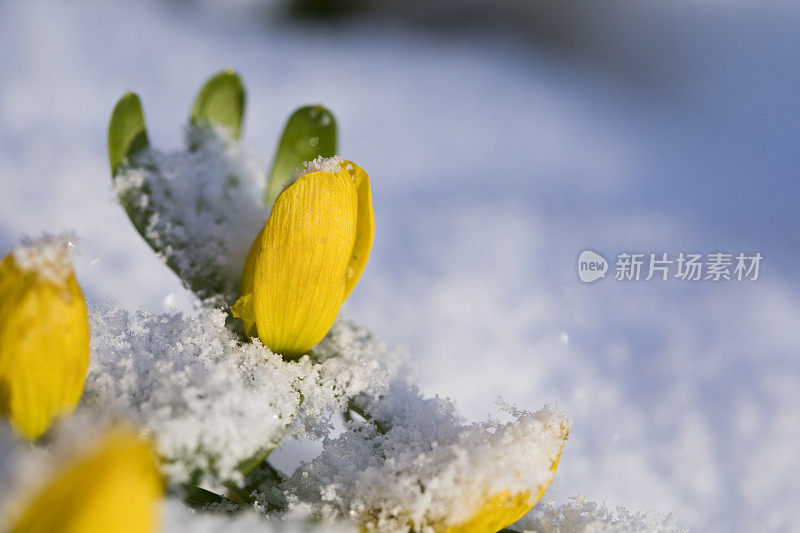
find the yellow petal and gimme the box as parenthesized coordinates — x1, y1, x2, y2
(252, 169, 357, 357)
(11, 426, 163, 533)
(340, 160, 374, 300)
(438, 444, 565, 533)
(232, 225, 265, 337)
(0, 254, 89, 440)
(231, 292, 257, 337)
(240, 224, 264, 300)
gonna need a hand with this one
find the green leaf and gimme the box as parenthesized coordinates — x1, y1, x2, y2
(190, 70, 245, 140)
(265, 105, 337, 208)
(236, 447, 273, 477)
(108, 92, 153, 240)
(183, 485, 228, 509)
(108, 92, 148, 176)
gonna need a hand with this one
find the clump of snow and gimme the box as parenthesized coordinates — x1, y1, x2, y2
(83, 303, 403, 487)
(9, 234, 75, 285)
(113, 126, 267, 304)
(297, 156, 344, 178)
(282, 383, 570, 532)
(279, 156, 345, 194)
(84, 302, 297, 487)
(515, 495, 687, 533)
(290, 316, 406, 439)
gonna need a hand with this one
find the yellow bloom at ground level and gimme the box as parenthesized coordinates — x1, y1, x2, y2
(437, 450, 564, 533)
(438, 491, 532, 533)
(234, 159, 374, 357)
(0, 241, 89, 440)
(10, 426, 163, 533)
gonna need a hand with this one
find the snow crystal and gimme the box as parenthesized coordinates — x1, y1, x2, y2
(282, 383, 570, 532)
(8, 234, 75, 285)
(83, 303, 403, 487)
(113, 126, 267, 305)
(515, 495, 687, 533)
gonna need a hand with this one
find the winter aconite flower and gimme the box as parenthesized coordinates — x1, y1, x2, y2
(233, 157, 374, 358)
(10, 426, 163, 533)
(436, 451, 564, 533)
(0, 237, 90, 440)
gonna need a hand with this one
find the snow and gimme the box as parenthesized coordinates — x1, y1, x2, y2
(160, 498, 357, 533)
(7, 234, 76, 285)
(296, 156, 344, 178)
(83, 303, 402, 487)
(114, 126, 267, 304)
(283, 390, 569, 532)
(516, 496, 686, 533)
(2, 0, 799, 530)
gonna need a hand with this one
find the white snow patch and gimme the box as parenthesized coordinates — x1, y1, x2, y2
(82, 302, 404, 487)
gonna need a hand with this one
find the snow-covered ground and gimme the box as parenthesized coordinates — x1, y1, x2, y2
(1, 1, 799, 530)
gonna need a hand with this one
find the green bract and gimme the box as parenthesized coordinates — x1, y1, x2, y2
(107, 70, 338, 303)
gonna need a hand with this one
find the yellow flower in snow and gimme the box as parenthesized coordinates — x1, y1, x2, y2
(436, 449, 564, 533)
(358, 417, 568, 533)
(0, 238, 90, 440)
(10, 426, 163, 533)
(233, 158, 374, 358)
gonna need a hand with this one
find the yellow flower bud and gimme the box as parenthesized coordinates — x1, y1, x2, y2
(234, 159, 374, 358)
(0, 238, 90, 440)
(10, 426, 163, 533)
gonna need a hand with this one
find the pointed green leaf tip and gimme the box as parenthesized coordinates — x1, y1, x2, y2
(265, 105, 337, 208)
(190, 70, 245, 140)
(108, 92, 148, 176)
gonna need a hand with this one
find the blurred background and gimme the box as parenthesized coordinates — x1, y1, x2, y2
(1, 0, 799, 530)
